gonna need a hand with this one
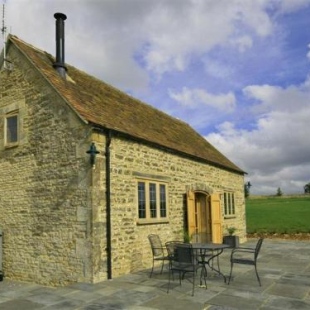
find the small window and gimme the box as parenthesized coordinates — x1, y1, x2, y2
(5, 112, 19, 146)
(137, 180, 168, 224)
(159, 184, 167, 217)
(223, 192, 235, 217)
(138, 182, 146, 218)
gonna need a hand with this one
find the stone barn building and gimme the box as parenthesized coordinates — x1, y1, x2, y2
(0, 13, 246, 286)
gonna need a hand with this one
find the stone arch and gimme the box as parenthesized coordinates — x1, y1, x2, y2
(186, 183, 214, 194)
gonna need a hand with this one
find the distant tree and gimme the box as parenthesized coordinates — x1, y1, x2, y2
(244, 182, 252, 198)
(304, 183, 310, 194)
(276, 187, 283, 196)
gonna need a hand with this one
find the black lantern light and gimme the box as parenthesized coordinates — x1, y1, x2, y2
(86, 142, 100, 166)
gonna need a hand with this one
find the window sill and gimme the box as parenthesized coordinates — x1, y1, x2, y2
(4, 142, 19, 149)
(136, 219, 169, 225)
(224, 215, 236, 219)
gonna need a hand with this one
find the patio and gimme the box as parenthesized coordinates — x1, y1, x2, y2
(0, 238, 309, 309)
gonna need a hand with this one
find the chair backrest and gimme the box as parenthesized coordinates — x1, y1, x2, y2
(174, 243, 194, 264)
(165, 241, 183, 258)
(254, 238, 264, 260)
(148, 234, 164, 257)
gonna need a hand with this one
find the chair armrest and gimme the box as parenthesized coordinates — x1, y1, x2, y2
(236, 246, 255, 250)
(232, 248, 255, 254)
(153, 246, 165, 250)
(231, 248, 255, 259)
(152, 246, 167, 255)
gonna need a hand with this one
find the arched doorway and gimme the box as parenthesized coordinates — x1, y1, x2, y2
(187, 190, 223, 243)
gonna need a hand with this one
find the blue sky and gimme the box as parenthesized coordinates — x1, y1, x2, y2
(3, 0, 310, 195)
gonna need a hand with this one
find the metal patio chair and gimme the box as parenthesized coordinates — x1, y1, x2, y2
(167, 242, 205, 296)
(228, 237, 264, 286)
(147, 234, 170, 277)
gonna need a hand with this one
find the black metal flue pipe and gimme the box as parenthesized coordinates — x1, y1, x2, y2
(53, 12, 67, 78)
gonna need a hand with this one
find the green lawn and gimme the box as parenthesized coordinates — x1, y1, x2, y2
(246, 196, 310, 234)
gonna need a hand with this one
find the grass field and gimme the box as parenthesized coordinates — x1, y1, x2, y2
(246, 196, 310, 234)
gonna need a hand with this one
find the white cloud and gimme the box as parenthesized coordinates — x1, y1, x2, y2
(5, 0, 152, 92)
(230, 35, 253, 52)
(233, 0, 273, 37)
(141, 0, 275, 76)
(169, 87, 236, 112)
(243, 83, 310, 114)
(207, 81, 310, 195)
(5, 0, 292, 86)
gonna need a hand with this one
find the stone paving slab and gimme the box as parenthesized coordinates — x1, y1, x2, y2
(205, 293, 263, 310)
(0, 239, 309, 309)
(0, 299, 43, 310)
(142, 294, 203, 310)
(261, 295, 310, 310)
(265, 283, 309, 299)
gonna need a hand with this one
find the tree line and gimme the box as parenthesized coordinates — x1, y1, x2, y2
(244, 182, 310, 197)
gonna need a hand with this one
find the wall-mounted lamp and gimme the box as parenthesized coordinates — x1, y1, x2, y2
(86, 142, 100, 166)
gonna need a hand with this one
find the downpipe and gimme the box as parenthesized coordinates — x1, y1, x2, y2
(105, 130, 112, 279)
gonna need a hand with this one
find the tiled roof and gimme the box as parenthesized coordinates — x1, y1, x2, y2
(7, 35, 244, 174)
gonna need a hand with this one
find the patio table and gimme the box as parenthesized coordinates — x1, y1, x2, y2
(192, 243, 230, 283)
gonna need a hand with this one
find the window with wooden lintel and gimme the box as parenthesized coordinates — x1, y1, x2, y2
(137, 180, 168, 224)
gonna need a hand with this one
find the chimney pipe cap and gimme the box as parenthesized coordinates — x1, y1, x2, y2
(54, 12, 67, 20)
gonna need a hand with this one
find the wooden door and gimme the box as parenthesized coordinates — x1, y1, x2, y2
(196, 193, 210, 237)
(210, 193, 223, 243)
(187, 191, 213, 242)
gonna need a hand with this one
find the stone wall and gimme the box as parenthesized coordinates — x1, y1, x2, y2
(91, 134, 245, 280)
(0, 44, 93, 285)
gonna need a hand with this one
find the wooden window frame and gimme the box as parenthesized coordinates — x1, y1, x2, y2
(223, 192, 235, 218)
(137, 179, 169, 224)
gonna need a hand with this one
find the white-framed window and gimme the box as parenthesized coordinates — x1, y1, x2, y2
(5, 111, 19, 146)
(223, 192, 235, 217)
(137, 180, 168, 224)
